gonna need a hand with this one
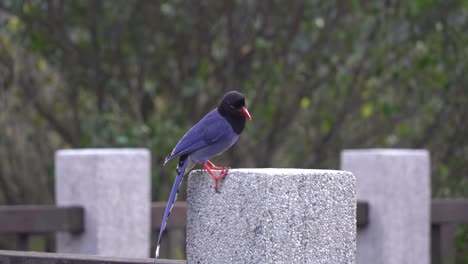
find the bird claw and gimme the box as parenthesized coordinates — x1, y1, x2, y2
(213, 170, 228, 193)
(211, 168, 229, 193)
(203, 162, 230, 192)
(206, 160, 226, 170)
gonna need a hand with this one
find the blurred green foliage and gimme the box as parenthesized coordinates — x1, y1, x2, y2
(0, 0, 467, 200)
(0, 0, 467, 260)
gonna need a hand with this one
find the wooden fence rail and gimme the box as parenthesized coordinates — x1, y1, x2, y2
(0, 206, 84, 234)
(0, 205, 84, 251)
(0, 202, 369, 234)
(431, 199, 468, 264)
(0, 250, 185, 264)
(1, 199, 467, 264)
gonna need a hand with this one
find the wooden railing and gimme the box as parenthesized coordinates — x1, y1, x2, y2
(0, 199, 467, 264)
(0, 205, 83, 250)
(431, 199, 468, 264)
(0, 250, 185, 264)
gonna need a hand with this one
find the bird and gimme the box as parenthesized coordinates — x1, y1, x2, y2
(154, 91, 252, 263)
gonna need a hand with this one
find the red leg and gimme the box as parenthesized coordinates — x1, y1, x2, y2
(206, 160, 225, 170)
(202, 163, 229, 191)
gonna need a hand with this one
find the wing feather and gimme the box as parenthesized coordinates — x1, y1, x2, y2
(165, 109, 230, 163)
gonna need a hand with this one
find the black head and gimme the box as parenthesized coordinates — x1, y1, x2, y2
(217, 91, 252, 134)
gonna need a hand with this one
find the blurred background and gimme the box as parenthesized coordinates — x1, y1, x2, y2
(0, 0, 467, 261)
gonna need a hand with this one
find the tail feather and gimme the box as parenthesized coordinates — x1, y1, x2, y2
(154, 155, 190, 263)
(163, 154, 171, 166)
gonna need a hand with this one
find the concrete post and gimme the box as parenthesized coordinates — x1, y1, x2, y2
(186, 169, 356, 264)
(55, 149, 151, 258)
(341, 149, 430, 264)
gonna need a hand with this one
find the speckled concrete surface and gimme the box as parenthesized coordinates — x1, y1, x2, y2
(341, 149, 430, 264)
(186, 169, 356, 264)
(55, 149, 151, 258)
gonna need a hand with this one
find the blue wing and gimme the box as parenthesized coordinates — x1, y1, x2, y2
(165, 109, 231, 163)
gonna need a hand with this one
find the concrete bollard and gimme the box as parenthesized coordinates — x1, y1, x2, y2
(341, 149, 430, 264)
(55, 149, 151, 258)
(186, 169, 356, 264)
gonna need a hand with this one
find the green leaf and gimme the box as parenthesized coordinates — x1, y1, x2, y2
(30, 31, 55, 53)
(382, 103, 393, 116)
(416, 54, 435, 69)
(361, 102, 373, 118)
(321, 119, 331, 134)
(300, 97, 311, 109)
(396, 122, 411, 136)
(7, 17, 21, 32)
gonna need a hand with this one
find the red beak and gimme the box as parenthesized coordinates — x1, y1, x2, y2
(241, 107, 252, 121)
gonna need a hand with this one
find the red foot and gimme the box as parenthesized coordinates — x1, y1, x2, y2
(206, 160, 225, 170)
(202, 161, 229, 191)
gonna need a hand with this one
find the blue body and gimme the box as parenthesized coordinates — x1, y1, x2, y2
(167, 109, 239, 164)
(155, 108, 239, 262)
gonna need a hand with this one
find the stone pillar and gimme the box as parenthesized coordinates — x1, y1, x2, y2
(186, 169, 356, 264)
(341, 149, 430, 264)
(55, 149, 151, 258)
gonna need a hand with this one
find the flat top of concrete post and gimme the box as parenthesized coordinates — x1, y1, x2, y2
(56, 148, 150, 156)
(342, 148, 429, 157)
(192, 168, 354, 177)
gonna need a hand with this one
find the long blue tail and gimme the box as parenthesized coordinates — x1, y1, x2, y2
(154, 155, 190, 263)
